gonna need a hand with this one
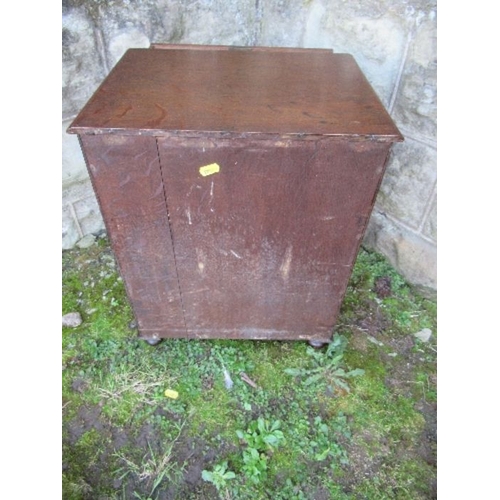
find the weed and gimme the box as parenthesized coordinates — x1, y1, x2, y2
(113, 421, 185, 498)
(237, 417, 285, 452)
(201, 461, 236, 496)
(235, 417, 285, 485)
(285, 333, 364, 393)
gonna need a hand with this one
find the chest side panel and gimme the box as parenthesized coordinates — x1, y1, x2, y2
(157, 137, 390, 341)
(79, 134, 186, 339)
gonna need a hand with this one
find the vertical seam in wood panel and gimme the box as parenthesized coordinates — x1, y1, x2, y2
(155, 138, 189, 337)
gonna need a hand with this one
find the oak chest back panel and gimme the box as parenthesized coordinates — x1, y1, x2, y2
(68, 45, 403, 344)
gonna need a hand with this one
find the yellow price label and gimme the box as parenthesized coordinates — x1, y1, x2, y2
(199, 163, 220, 177)
(164, 389, 179, 399)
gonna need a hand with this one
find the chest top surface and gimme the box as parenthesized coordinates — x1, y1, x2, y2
(68, 46, 402, 141)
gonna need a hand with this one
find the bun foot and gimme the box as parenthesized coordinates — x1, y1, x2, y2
(308, 340, 327, 349)
(143, 337, 162, 346)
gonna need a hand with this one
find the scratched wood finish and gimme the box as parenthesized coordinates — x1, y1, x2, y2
(68, 47, 403, 141)
(69, 45, 403, 343)
(79, 135, 186, 339)
(157, 137, 391, 342)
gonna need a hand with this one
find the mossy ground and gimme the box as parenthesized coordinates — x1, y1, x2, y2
(62, 236, 437, 499)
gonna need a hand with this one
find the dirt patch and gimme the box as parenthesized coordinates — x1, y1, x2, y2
(66, 405, 104, 444)
(337, 430, 391, 492)
(63, 404, 224, 499)
(415, 400, 437, 467)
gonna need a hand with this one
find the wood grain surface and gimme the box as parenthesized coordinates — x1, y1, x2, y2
(157, 136, 391, 341)
(68, 47, 403, 141)
(79, 135, 186, 339)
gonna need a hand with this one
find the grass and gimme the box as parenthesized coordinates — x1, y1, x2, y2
(62, 236, 437, 499)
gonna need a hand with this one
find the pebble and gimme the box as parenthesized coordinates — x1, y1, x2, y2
(414, 328, 432, 342)
(62, 312, 83, 328)
(367, 335, 384, 346)
(76, 234, 96, 249)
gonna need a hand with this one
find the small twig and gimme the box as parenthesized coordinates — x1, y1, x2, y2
(240, 372, 258, 389)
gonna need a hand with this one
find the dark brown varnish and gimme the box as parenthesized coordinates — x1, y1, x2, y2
(68, 45, 403, 344)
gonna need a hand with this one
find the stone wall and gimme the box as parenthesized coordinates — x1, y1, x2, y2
(62, 0, 437, 296)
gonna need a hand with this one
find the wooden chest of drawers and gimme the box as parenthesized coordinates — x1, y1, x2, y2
(68, 45, 402, 345)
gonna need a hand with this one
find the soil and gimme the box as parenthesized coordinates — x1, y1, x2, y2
(63, 404, 223, 499)
(63, 325, 437, 500)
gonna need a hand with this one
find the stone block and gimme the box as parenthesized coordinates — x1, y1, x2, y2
(62, 7, 106, 118)
(177, 0, 257, 46)
(62, 179, 105, 249)
(376, 139, 436, 230)
(422, 191, 437, 242)
(63, 169, 95, 205)
(298, 0, 409, 106)
(364, 211, 436, 297)
(62, 119, 88, 187)
(90, 0, 186, 67)
(62, 204, 80, 250)
(393, 8, 437, 140)
(97, 0, 255, 67)
(259, 0, 310, 47)
(108, 28, 151, 66)
(73, 195, 105, 237)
